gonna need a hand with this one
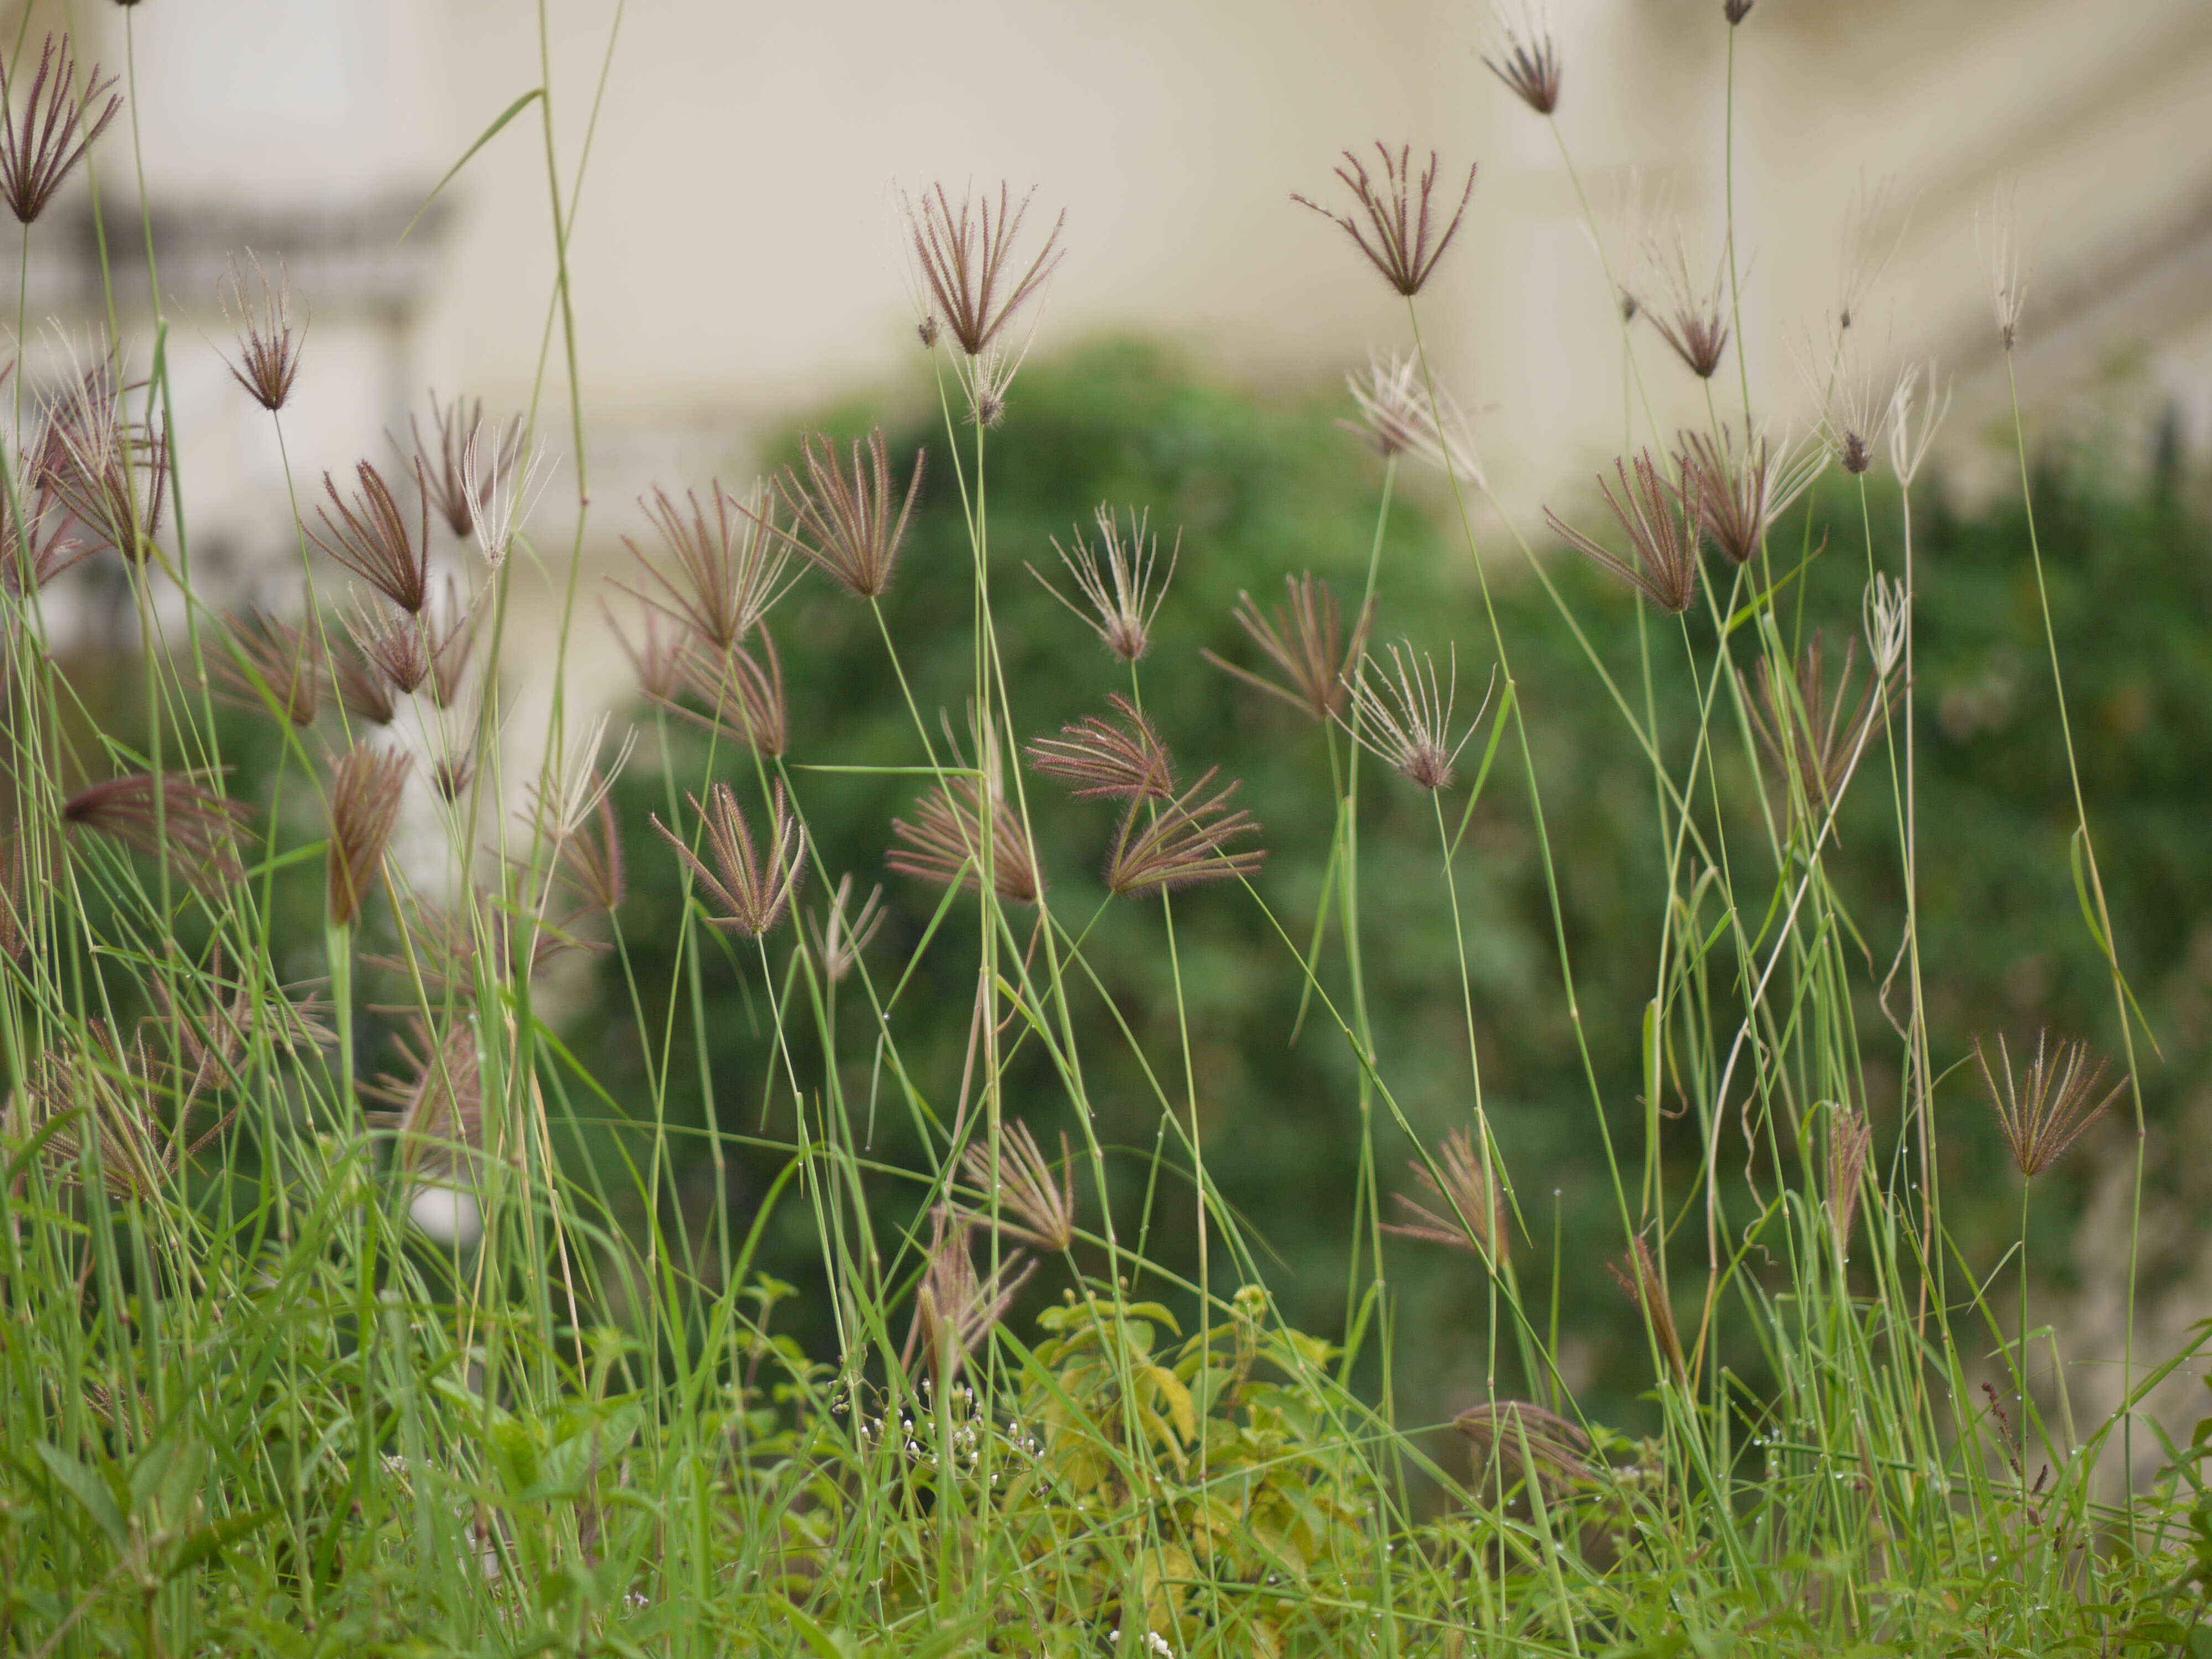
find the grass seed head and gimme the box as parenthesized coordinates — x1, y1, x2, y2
(1343, 641, 1487, 792)
(1027, 694, 1176, 802)
(771, 430, 926, 600)
(1482, 3, 1563, 116)
(215, 608, 322, 729)
(311, 461, 430, 614)
(1648, 232, 1731, 379)
(37, 362, 168, 562)
(651, 628, 790, 757)
(807, 873, 885, 985)
(0, 34, 121, 225)
(1741, 631, 1899, 816)
(904, 181, 1066, 358)
(1385, 1128, 1510, 1261)
(888, 774, 1045, 906)
(220, 252, 306, 412)
(325, 744, 410, 928)
(1204, 572, 1373, 724)
(1676, 425, 1825, 567)
(653, 780, 807, 938)
(1610, 1234, 1689, 1386)
(1976, 1032, 2124, 1178)
(344, 595, 432, 698)
(1293, 144, 1477, 298)
(961, 1122, 1077, 1254)
(615, 479, 796, 653)
(64, 773, 247, 890)
(1031, 504, 1175, 663)
(1105, 766, 1265, 899)
(1454, 1401, 1592, 1495)
(1545, 450, 1700, 615)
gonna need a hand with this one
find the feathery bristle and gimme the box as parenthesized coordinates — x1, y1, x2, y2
(1293, 144, 1476, 298)
(653, 780, 807, 937)
(770, 429, 926, 600)
(1545, 451, 1700, 615)
(1204, 572, 1373, 724)
(905, 181, 1066, 359)
(1026, 694, 1175, 802)
(1454, 1401, 1592, 1494)
(325, 744, 411, 928)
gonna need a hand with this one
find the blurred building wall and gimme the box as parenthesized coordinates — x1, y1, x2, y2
(12, 0, 2212, 627)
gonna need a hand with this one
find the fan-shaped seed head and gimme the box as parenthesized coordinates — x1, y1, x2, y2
(1545, 450, 1699, 615)
(904, 182, 1066, 358)
(408, 394, 519, 541)
(1293, 144, 1477, 298)
(1204, 572, 1373, 724)
(36, 363, 167, 562)
(1385, 1128, 1510, 1261)
(770, 429, 926, 600)
(63, 773, 248, 890)
(961, 1121, 1077, 1254)
(1976, 1032, 2124, 1178)
(0, 34, 121, 226)
(311, 461, 430, 614)
(220, 252, 306, 412)
(1339, 348, 1485, 483)
(1740, 631, 1900, 816)
(1027, 694, 1176, 801)
(1343, 642, 1488, 792)
(807, 874, 885, 985)
(615, 479, 796, 652)
(326, 744, 410, 928)
(1106, 766, 1265, 899)
(1676, 425, 1826, 567)
(1482, 3, 1562, 116)
(650, 629, 789, 757)
(1455, 1401, 1592, 1494)
(1647, 232, 1731, 380)
(903, 1207, 1033, 1386)
(214, 608, 322, 728)
(1030, 505, 1175, 664)
(888, 774, 1045, 906)
(652, 780, 806, 938)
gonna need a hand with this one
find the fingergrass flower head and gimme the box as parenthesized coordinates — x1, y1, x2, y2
(1482, 1, 1562, 116)
(653, 628, 789, 757)
(807, 874, 886, 985)
(1105, 767, 1264, 898)
(614, 481, 795, 653)
(462, 419, 546, 570)
(0, 34, 121, 225)
(1204, 572, 1373, 723)
(1610, 1234, 1688, 1386)
(1384, 1128, 1510, 1260)
(905, 181, 1065, 358)
(1030, 504, 1176, 663)
(1677, 425, 1826, 566)
(1027, 694, 1175, 801)
(1887, 361, 1951, 487)
(1545, 450, 1700, 614)
(215, 608, 321, 729)
(771, 429, 926, 599)
(1293, 144, 1477, 297)
(1343, 641, 1488, 792)
(325, 744, 410, 928)
(1340, 348, 1486, 483)
(409, 394, 519, 541)
(1648, 231, 1731, 379)
(64, 773, 247, 889)
(38, 362, 168, 562)
(1976, 1031, 2124, 1178)
(1741, 631, 1900, 814)
(1828, 1105, 1874, 1254)
(961, 1121, 1077, 1254)
(1981, 191, 2033, 352)
(1455, 1401, 1592, 1494)
(904, 1208, 1033, 1386)
(311, 461, 430, 614)
(889, 774, 1045, 906)
(344, 594, 432, 698)
(653, 780, 807, 938)
(220, 253, 306, 413)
